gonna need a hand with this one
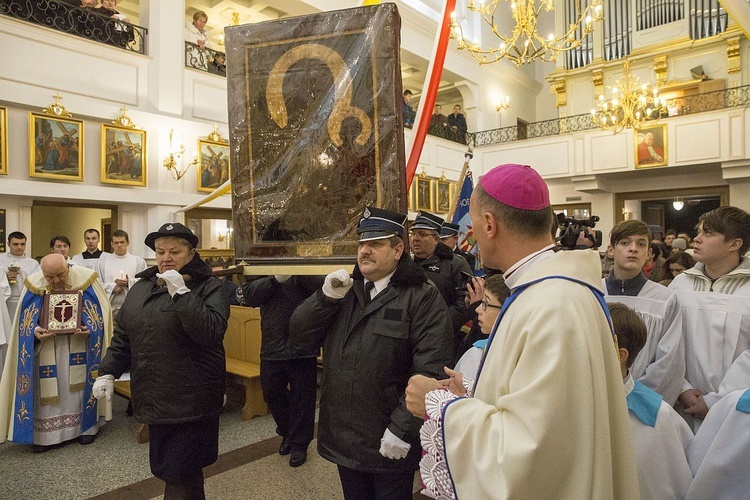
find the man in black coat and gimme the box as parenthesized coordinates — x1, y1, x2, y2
(439, 221, 477, 272)
(93, 222, 229, 500)
(290, 207, 453, 500)
(410, 211, 472, 360)
(237, 274, 323, 467)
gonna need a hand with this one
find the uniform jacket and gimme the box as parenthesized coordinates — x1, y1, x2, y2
(241, 275, 323, 360)
(289, 256, 452, 473)
(99, 254, 229, 424)
(415, 241, 472, 332)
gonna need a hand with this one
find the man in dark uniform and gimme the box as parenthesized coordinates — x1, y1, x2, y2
(236, 273, 323, 467)
(410, 211, 472, 358)
(440, 221, 476, 272)
(290, 206, 452, 500)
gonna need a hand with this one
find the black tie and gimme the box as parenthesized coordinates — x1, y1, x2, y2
(364, 280, 375, 305)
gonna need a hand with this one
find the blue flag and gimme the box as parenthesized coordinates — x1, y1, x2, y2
(451, 171, 477, 257)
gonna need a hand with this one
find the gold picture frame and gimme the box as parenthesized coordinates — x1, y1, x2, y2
(29, 112, 84, 181)
(197, 129, 230, 193)
(0, 107, 7, 175)
(101, 110, 147, 186)
(635, 124, 667, 169)
(416, 175, 433, 211)
(409, 181, 418, 212)
(436, 179, 452, 214)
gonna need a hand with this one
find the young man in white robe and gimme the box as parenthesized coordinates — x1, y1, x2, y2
(609, 302, 693, 499)
(669, 206, 750, 430)
(685, 387, 750, 499)
(0, 269, 11, 381)
(0, 254, 113, 452)
(406, 164, 639, 499)
(0, 231, 41, 316)
(72, 229, 105, 271)
(602, 219, 685, 405)
(95, 229, 147, 317)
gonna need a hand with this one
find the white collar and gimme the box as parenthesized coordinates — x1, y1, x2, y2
(623, 372, 634, 396)
(503, 244, 557, 289)
(366, 270, 396, 298)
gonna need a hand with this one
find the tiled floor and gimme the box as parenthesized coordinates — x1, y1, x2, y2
(1, 385, 426, 499)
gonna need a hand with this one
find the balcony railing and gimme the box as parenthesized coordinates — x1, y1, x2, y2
(1, 0, 147, 54)
(470, 84, 750, 147)
(185, 42, 226, 76)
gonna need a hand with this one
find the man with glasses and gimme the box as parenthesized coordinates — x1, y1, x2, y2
(410, 211, 472, 358)
(602, 219, 685, 406)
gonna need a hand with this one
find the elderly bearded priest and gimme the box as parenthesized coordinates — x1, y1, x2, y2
(0, 253, 112, 452)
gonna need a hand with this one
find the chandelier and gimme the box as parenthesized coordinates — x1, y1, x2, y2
(450, 0, 604, 66)
(591, 60, 667, 134)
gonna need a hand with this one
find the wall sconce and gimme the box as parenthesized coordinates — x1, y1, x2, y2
(495, 96, 510, 111)
(163, 129, 198, 181)
(672, 199, 684, 211)
(217, 227, 234, 248)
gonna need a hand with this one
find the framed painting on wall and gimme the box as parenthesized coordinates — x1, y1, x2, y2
(635, 124, 667, 168)
(0, 107, 7, 175)
(416, 176, 433, 211)
(436, 179, 452, 213)
(29, 112, 84, 181)
(197, 130, 230, 193)
(101, 117, 147, 186)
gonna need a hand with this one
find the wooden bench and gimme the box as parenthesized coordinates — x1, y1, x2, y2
(224, 305, 267, 420)
(112, 306, 268, 422)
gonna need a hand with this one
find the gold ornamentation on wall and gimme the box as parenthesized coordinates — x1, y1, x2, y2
(653, 55, 668, 87)
(727, 38, 741, 74)
(550, 78, 567, 108)
(592, 70, 603, 98)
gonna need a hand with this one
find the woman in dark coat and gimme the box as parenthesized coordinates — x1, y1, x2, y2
(93, 222, 229, 500)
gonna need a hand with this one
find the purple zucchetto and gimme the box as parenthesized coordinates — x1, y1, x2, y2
(479, 164, 550, 210)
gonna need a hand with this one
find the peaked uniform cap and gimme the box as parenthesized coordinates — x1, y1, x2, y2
(411, 211, 444, 233)
(480, 164, 550, 210)
(357, 206, 407, 242)
(440, 222, 460, 238)
(145, 222, 199, 250)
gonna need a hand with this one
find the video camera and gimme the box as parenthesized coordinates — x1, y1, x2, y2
(556, 213, 603, 250)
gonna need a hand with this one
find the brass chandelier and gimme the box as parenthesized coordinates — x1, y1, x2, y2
(591, 60, 667, 134)
(450, 0, 604, 66)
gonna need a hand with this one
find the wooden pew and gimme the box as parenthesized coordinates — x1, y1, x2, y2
(113, 305, 268, 422)
(224, 305, 267, 420)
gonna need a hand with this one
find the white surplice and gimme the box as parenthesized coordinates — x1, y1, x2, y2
(686, 388, 750, 499)
(624, 374, 693, 500)
(604, 279, 685, 406)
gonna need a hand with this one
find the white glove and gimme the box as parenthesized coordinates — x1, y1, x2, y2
(92, 374, 115, 402)
(379, 427, 411, 460)
(322, 269, 353, 299)
(156, 270, 190, 297)
(274, 275, 291, 283)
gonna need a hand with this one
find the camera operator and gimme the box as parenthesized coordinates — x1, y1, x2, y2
(555, 213, 603, 250)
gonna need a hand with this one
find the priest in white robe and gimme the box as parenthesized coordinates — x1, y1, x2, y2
(0, 270, 11, 381)
(406, 164, 639, 499)
(602, 220, 685, 405)
(686, 387, 750, 499)
(0, 254, 113, 451)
